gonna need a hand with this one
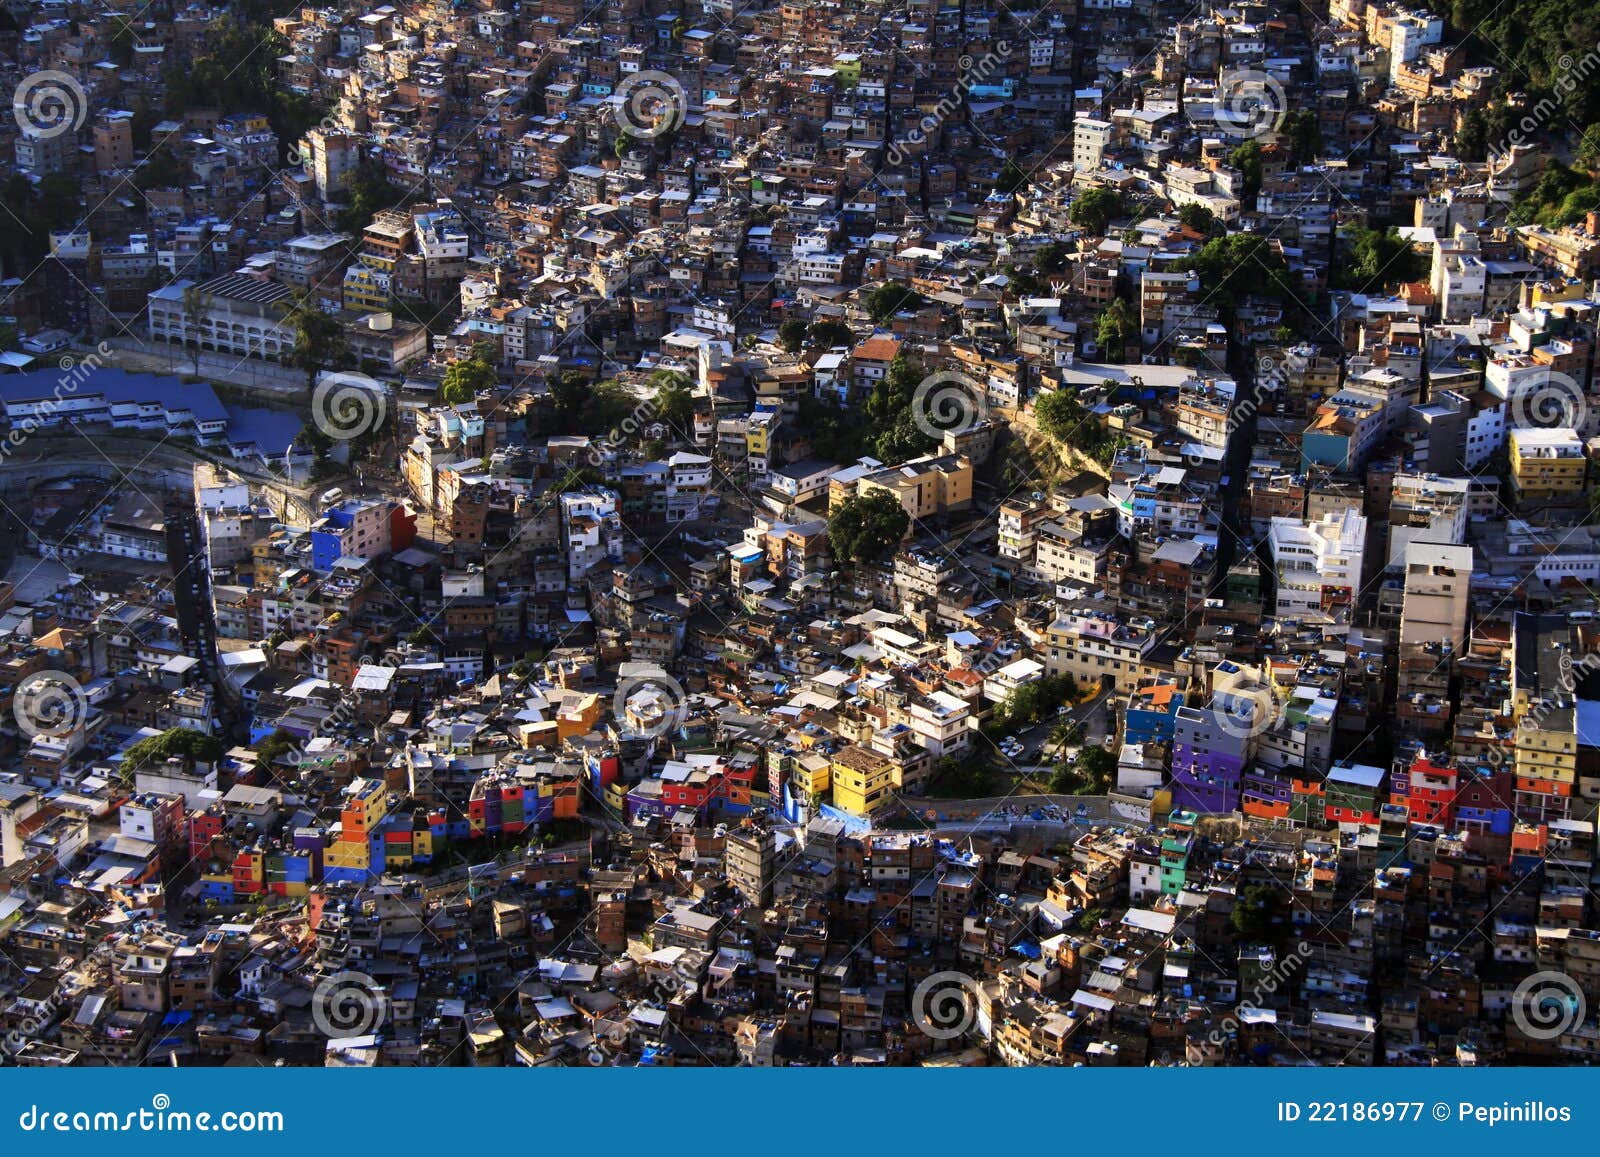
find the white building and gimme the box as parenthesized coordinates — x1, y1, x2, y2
(1269, 509, 1367, 618)
(560, 489, 623, 582)
(147, 273, 296, 361)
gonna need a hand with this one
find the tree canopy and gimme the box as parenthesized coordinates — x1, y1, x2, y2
(163, 17, 324, 161)
(1095, 298, 1138, 361)
(1228, 139, 1264, 207)
(1035, 387, 1121, 465)
(1508, 162, 1600, 228)
(863, 355, 938, 464)
(1070, 186, 1123, 235)
(828, 490, 911, 564)
(1330, 226, 1428, 293)
(1231, 883, 1290, 943)
(440, 342, 499, 404)
(863, 281, 925, 323)
(1183, 233, 1292, 307)
(809, 319, 855, 349)
(285, 295, 347, 390)
(122, 728, 225, 778)
(778, 318, 807, 353)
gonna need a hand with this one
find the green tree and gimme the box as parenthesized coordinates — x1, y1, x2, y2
(1073, 745, 1117, 793)
(1035, 242, 1066, 274)
(1330, 226, 1428, 293)
(864, 354, 936, 463)
(440, 342, 499, 404)
(1280, 109, 1322, 166)
(1455, 107, 1489, 162)
(929, 751, 1001, 798)
(335, 159, 406, 233)
(1035, 387, 1119, 465)
(863, 281, 925, 323)
(778, 318, 807, 353)
(1427, 0, 1600, 128)
(589, 379, 641, 435)
(1228, 138, 1264, 207)
(548, 370, 590, 426)
(1095, 298, 1138, 360)
(828, 490, 910, 564)
(122, 727, 225, 780)
(649, 370, 696, 434)
(796, 395, 869, 462)
(995, 157, 1028, 194)
(810, 319, 855, 348)
(1070, 186, 1122, 236)
(180, 284, 211, 373)
(1176, 203, 1215, 235)
(1231, 883, 1289, 943)
(284, 294, 347, 391)
(1578, 124, 1600, 174)
(1184, 233, 1292, 306)
(253, 728, 301, 767)
(162, 17, 323, 160)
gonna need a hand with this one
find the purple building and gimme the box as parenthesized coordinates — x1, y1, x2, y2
(1170, 704, 1248, 814)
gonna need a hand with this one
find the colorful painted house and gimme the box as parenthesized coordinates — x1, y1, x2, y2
(1241, 766, 1293, 820)
(1124, 678, 1186, 746)
(1324, 763, 1386, 825)
(1170, 704, 1247, 814)
(1391, 753, 1457, 828)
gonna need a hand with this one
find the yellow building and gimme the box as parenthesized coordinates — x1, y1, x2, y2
(770, 749, 831, 807)
(342, 262, 390, 314)
(830, 744, 895, 816)
(745, 413, 773, 463)
(557, 693, 603, 740)
(857, 452, 973, 520)
(1508, 426, 1586, 504)
(324, 838, 370, 871)
(1511, 612, 1578, 823)
(340, 777, 389, 839)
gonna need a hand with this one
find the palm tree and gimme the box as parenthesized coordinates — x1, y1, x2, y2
(282, 292, 347, 392)
(180, 283, 211, 373)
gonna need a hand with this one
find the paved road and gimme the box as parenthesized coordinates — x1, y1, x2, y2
(164, 497, 218, 680)
(993, 685, 1115, 770)
(899, 793, 1158, 833)
(87, 337, 310, 402)
(0, 429, 322, 500)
